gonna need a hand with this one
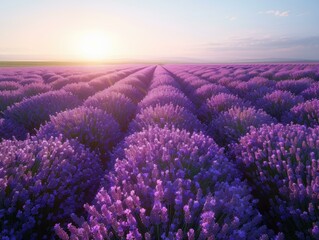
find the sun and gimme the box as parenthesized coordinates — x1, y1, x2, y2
(76, 31, 112, 61)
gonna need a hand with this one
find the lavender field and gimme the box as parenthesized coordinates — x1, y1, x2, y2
(0, 64, 319, 239)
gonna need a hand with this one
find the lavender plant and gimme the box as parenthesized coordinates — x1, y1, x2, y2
(138, 91, 195, 113)
(62, 82, 95, 100)
(21, 83, 51, 98)
(283, 99, 319, 127)
(3, 90, 81, 133)
(209, 106, 275, 146)
(84, 91, 137, 130)
(198, 93, 251, 123)
(108, 83, 145, 103)
(301, 83, 319, 100)
(129, 104, 204, 133)
(0, 90, 23, 114)
(37, 106, 121, 162)
(55, 126, 271, 239)
(275, 78, 314, 95)
(256, 90, 304, 121)
(235, 123, 319, 239)
(0, 81, 21, 91)
(0, 136, 103, 239)
(0, 118, 27, 140)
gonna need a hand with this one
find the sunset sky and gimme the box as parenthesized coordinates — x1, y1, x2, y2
(0, 0, 318, 62)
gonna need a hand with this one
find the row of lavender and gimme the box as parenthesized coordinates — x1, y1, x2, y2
(165, 64, 319, 239)
(1, 64, 319, 239)
(53, 67, 274, 239)
(0, 65, 153, 238)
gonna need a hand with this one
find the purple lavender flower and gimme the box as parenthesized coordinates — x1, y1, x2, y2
(148, 85, 184, 95)
(108, 83, 146, 103)
(276, 78, 314, 95)
(41, 73, 59, 84)
(290, 69, 317, 79)
(37, 106, 121, 161)
(62, 82, 95, 100)
(88, 72, 123, 91)
(235, 123, 319, 238)
(198, 93, 251, 123)
(56, 126, 271, 239)
(209, 106, 275, 146)
(50, 76, 79, 90)
(0, 75, 21, 83)
(0, 136, 103, 239)
(192, 83, 231, 106)
(84, 91, 136, 130)
(180, 77, 209, 96)
(274, 70, 291, 80)
(119, 77, 149, 92)
(21, 83, 51, 98)
(283, 99, 319, 127)
(138, 90, 196, 113)
(0, 118, 27, 140)
(0, 81, 21, 91)
(217, 77, 235, 86)
(233, 77, 276, 101)
(0, 90, 23, 113)
(301, 83, 319, 100)
(256, 90, 304, 121)
(117, 67, 154, 92)
(3, 90, 81, 133)
(19, 74, 44, 85)
(37, 107, 121, 154)
(129, 104, 204, 133)
(149, 74, 180, 90)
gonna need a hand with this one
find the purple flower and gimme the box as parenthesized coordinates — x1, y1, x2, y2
(0, 90, 23, 113)
(192, 83, 230, 106)
(3, 90, 81, 133)
(235, 123, 319, 238)
(276, 78, 314, 95)
(209, 106, 275, 146)
(108, 83, 145, 103)
(119, 76, 148, 92)
(256, 90, 304, 121)
(149, 74, 181, 90)
(118, 67, 154, 92)
(0, 136, 103, 239)
(0, 75, 21, 83)
(62, 82, 95, 100)
(0, 81, 21, 91)
(232, 77, 276, 101)
(0, 118, 27, 140)
(37, 106, 121, 162)
(50, 76, 79, 90)
(138, 90, 195, 114)
(199, 93, 251, 123)
(129, 103, 204, 133)
(84, 91, 136, 130)
(301, 83, 319, 100)
(21, 83, 51, 98)
(274, 70, 291, 80)
(283, 99, 319, 127)
(57, 126, 271, 239)
(148, 85, 184, 95)
(88, 73, 122, 91)
(290, 69, 317, 79)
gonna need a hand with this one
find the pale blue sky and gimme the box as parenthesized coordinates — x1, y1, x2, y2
(0, 0, 318, 62)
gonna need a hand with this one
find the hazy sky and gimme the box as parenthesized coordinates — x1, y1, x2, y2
(0, 0, 318, 62)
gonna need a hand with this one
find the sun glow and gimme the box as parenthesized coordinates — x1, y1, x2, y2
(75, 31, 112, 61)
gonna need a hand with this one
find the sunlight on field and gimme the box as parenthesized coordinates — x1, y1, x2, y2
(74, 31, 113, 61)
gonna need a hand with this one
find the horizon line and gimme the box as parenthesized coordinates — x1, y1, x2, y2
(1, 59, 319, 67)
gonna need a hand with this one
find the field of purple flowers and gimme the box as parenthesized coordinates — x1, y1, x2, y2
(1, 64, 319, 239)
